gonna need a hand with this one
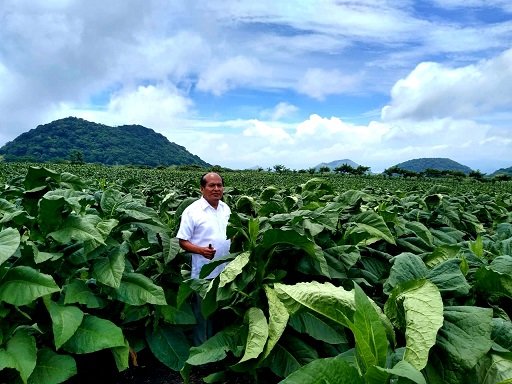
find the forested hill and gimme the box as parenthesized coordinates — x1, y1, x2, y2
(0, 117, 210, 167)
(393, 157, 473, 174)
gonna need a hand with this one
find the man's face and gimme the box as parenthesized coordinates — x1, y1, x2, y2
(201, 173, 224, 207)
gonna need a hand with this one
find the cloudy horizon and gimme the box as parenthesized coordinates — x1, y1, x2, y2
(1, 0, 511, 173)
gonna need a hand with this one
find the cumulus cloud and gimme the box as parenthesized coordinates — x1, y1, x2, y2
(48, 84, 193, 134)
(381, 48, 512, 121)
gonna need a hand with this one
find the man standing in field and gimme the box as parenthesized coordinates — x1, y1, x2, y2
(176, 172, 231, 344)
(176, 172, 231, 279)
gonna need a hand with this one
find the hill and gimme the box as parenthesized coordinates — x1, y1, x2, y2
(0, 117, 210, 167)
(315, 159, 360, 170)
(490, 166, 512, 177)
(392, 158, 472, 174)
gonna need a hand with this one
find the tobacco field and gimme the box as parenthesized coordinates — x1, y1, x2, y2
(1, 162, 512, 383)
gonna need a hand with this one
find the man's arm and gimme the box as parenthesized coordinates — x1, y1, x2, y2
(179, 239, 216, 260)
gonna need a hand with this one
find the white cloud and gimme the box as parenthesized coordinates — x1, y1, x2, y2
(296, 68, 360, 100)
(196, 56, 265, 95)
(48, 85, 193, 133)
(260, 102, 298, 120)
(381, 48, 512, 121)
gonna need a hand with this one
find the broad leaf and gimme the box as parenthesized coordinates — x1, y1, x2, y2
(351, 284, 389, 373)
(345, 210, 396, 246)
(92, 242, 128, 289)
(62, 315, 125, 354)
(187, 326, 241, 365)
(63, 279, 106, 308)
(275, 281, 355, 328)
(27, 348, 77, 384)
(258, 229, 330, 277)
(115, 272, 167, 306)
(385, 280, 443, 370)
(383, 253, 428, 295)
(267, 334, 319, 378)
(146, 325, 189, 371)
(1, 329, 37, 383)
(436, 306, 493, 370)
(279, 355, 363, 384)
(112, 339, 130, 372)
(48, 213, 105, 245)
(370, 360, 426, 384)
(0, 227, 20, 266)
(237, 307, 268, 364)
(218, 251, 250, 288)
(262, 285, 289, 360)
(475, 255, 512, 298)
(0, 266, 60, 306)
(44, 299, 84, 350)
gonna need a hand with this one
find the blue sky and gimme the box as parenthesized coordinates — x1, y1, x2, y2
(1, 0, 511, 172)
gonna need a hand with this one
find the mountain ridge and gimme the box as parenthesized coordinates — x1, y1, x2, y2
(0, 117, 210, 167)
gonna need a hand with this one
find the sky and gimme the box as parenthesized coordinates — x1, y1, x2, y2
(1, 0, 511, 173)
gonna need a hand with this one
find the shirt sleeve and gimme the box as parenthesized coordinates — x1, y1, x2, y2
(176, 207, 193, 241)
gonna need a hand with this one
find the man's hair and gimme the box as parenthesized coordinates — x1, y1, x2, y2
(200, 172, 224, 187)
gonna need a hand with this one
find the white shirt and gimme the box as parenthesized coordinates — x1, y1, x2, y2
(176, 197, 231, 279)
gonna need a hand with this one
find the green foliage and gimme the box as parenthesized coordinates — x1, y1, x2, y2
(0, 163, 511, 383)
(0, 117, 210, 167)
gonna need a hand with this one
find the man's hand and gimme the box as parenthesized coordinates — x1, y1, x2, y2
(201, 244, 216, 260)
(179, 239, 216, 260)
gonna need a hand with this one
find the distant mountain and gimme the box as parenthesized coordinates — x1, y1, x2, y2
(315, 159, 360, 170)
(490, 166, 512, 177)
(0, 117, 210, 167)
(392, 158, 472, 174)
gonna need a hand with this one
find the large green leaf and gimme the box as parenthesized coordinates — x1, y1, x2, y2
(237, 307, 268, 364)
(436, 306, 493, 370)
(370, 360, 426, 384)
(385, 280, 443, 370)
(63, 279, 106, 308)
(351, 284, 389, 373)
(261, 286, 289, 360)
(383, 253, 428, 295)
(427, 258, 470, 295)
(278, 355, 363, 384)
(62, 314, 125, 354)
(186, 326, 241, 366)
(100, 188, 126, 217)
(0, 266, 60, 306)
(48, 213, 106, 245)
(218, 251, 250, 288)
(258, 229, 330, 277)
(476, 352, 512, 384)
(112, 339, 130, 372)
(38, 195, 67, 234)
(44, 299, 84, 350)
(0, 227, 20, 266)
(0, 329, 37, 383)
(475, 255, 512, 298)
(115, 272, 167, 306)
(288, 310, 347, 345)
(23, 166, 59, 191)
(267, 334, 319, 378)
(345, 210, 396, 246)
(146, 325, 189, 371)
(27, 348, 77, 384)
(403, 221, 434, 248)
(274, 281, 355, 328)
(92, 242, 128, 289)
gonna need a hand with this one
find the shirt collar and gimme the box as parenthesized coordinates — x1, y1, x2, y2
(199, 196, 221, 210)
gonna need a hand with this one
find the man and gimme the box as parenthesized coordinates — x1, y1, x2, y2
(176, 172, 231, 279)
